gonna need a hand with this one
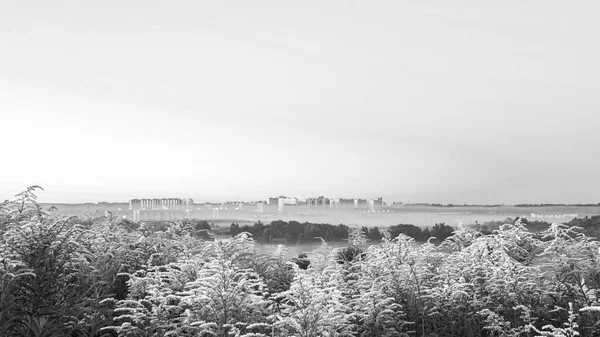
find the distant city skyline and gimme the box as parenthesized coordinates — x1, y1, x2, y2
(2, 1, 600, 204)
(2, 186, 598, 207)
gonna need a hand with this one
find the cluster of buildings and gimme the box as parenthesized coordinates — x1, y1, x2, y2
(268, 196, 298, 205)
(129, 198, 194, 222)
(260, 196, 388, 213)
(126, 195, 401, 221)
(129, 198, 193, 210)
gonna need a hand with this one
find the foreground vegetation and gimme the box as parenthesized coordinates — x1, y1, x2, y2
(3, 187, 600, 336)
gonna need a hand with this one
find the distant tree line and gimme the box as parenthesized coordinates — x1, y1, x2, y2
(474, 217, 553, 235)
(229, 220, 456, 244)
(112, 214, 600, 247)
(133, 214, 600, 247)
(228, 215, 600, 245)
(411, 203, 600, 207)
(562, 215, 600, 239)
(469, 215, 600, 241)
(514, 203, 600, 207)
(230, 220, 350, 244)
(387, 222, 455, 242)
(107, 218, 215, 240)
(426, 203, 503, 207)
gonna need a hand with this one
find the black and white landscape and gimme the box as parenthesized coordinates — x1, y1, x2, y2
(1, 1, 600, 336)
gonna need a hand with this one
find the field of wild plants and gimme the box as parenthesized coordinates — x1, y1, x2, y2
(3, 187, 600, 337)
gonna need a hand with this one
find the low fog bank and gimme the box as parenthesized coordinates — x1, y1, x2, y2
(240, 205, 600, 228)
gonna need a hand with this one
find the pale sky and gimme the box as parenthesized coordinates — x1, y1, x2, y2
(1, 0, 599, 204)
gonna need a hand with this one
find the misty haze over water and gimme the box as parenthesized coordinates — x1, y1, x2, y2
(230, 205, 599, 228)
(43, 201, 600, 229)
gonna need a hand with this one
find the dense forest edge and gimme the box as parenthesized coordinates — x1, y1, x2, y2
(3, 186, 600, 336)
(228, 215, 600, 246)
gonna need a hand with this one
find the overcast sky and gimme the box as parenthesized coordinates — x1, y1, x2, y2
(1, 0, 599, 204)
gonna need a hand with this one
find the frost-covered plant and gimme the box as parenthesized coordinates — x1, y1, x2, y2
(343, 244, 412, 336)
(442, 224, 484, 251)
(108, 233, 270, 337)
(275, 240, 353, 337)
(10, 186, 600, 336)
(0, 187, 113, 336)
(533, 303, 580, 337)
(179, 234, 270, 336)
(540, 225, 600, 295)
(108, 263, 194, 336)
(425, 227, 545, 336)
(493, 220, 542, 264)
